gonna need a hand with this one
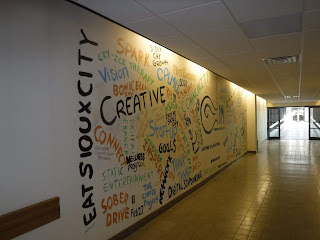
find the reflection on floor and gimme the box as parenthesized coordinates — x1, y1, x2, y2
(281, 121, 308, 140)
(125, 140, 320, 240)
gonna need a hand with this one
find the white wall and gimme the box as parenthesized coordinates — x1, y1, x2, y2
(256, 96, 267, 145)
(1, 1, 83, 239)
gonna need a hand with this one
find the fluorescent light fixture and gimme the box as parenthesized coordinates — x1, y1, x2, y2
(263, 55, 300, 65)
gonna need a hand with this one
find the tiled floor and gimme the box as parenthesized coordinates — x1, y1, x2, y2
(125, 140, 320, 240)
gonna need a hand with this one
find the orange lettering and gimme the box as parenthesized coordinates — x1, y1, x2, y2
(131, 47, 137, 61)
(116, 38, 125, 54)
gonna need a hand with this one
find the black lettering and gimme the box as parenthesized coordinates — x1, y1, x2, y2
(81, 184, 94, 198)
(149, 91, 153, 107)
(78, 80, 93, 97)
(79, 135, 93, 152)
(117, 100, 126, 118)
(79, 117, 91, 134)
(80, 152, 92, 158)
(133, 94, 141, 113)
(79, 101, 91, 114)
(100, 96, 117, 125)
(80, 29, 98, 46)
(126, 97, 132, 115)
(160, 86, 165, 103)
(152, 88, 159, 104)
(79, 162, 93, 179)
(82, 193, 95, 208)
(78, 49, 93, 65)
(140, 92, 147, 109)
(83, 207, 97, 226)
(79, 71, 93, 78)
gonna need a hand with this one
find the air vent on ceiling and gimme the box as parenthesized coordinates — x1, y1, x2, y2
(263, 55, 300, 65)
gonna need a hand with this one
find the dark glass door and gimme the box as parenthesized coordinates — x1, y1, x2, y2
(309, 107, 320, 140)
(268, 108, 280, 139)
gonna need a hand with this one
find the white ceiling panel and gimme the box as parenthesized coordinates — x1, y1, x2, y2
(186, 25, 252, 56)
(179, 46, 213, 61)
(160, 1, 235, 33)
(223, 0, 302, 22)
(303, 30, 320, 59)
(267, 63, 300, 96)
(219, 52, 259, 66)
(134, 0, 217, 15)
(255, 48, 301, 60)
(157, 34, 198, 52)
(304, 0, 320, 11)
(250, 33, 301, 52)
(74, 0, 153, 23)
(241, 13, 302, 39)
(192, 55, 233, 77)
(304, 10, 320, 32)
(124, 17, 179, 39)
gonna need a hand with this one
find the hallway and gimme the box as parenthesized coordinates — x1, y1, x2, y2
(281, 121, 309, 140)
(126, 140, 320, 240)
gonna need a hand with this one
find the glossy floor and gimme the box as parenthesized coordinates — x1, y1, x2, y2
(125, 140, 320, 240)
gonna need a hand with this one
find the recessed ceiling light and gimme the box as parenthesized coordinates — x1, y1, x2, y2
(263, 55, 300, 65)
(285, 95, 299, 99)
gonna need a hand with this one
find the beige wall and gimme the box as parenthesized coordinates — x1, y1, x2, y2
(246, 92, 257, 151)
(256, 96, 267, 145)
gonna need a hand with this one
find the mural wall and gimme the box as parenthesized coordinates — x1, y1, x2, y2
(75, 6, 250, 238)
(0, 1, 254, 239)
(257, 96, 268, 145)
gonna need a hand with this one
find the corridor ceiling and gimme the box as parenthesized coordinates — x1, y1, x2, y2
(71, 0, 320, 103)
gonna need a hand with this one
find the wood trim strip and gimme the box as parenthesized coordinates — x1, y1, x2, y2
(0, 197, 60, 240)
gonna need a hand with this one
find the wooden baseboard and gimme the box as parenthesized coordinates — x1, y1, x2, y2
(0, 197, 60, 240)
(110, 152, 248, 240)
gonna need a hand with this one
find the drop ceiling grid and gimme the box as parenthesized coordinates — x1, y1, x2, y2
(73, 0, 154, 23)
(71, 0, 284, 99)
(223, 0, 303, 22)
(299, 28, 320, 100)
(131, 0, 245, 81)
(71, 0, 320, 103)
(220, 0, 297, 101)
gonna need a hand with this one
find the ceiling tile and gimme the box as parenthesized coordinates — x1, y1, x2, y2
(255, 48, 301, 60)
(303, 30, 320, 59)
(304, 0, 320, 11)
(186, 25, 251, 56)
(124, 17, 179, 39)
(134, 0, 217, 15)
(192, 55, 233, 78)
(299, 88, 319, 101)
(157, 34, 197, 52)
(160, 1, 235, 33)
(241, 13, 302, 39)
(250, 33, 301, 52)
(179, 46, 212, 61)
(219, 52, 259, 66)
(224, 0, 302, 22)
(267, 63, 300, 97)
(304, 10, 320, 31)
(74, 0, 154, 23)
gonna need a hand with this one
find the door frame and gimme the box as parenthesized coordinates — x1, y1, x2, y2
(309, 106, 320, 140)
(267, 107, 281, 139)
